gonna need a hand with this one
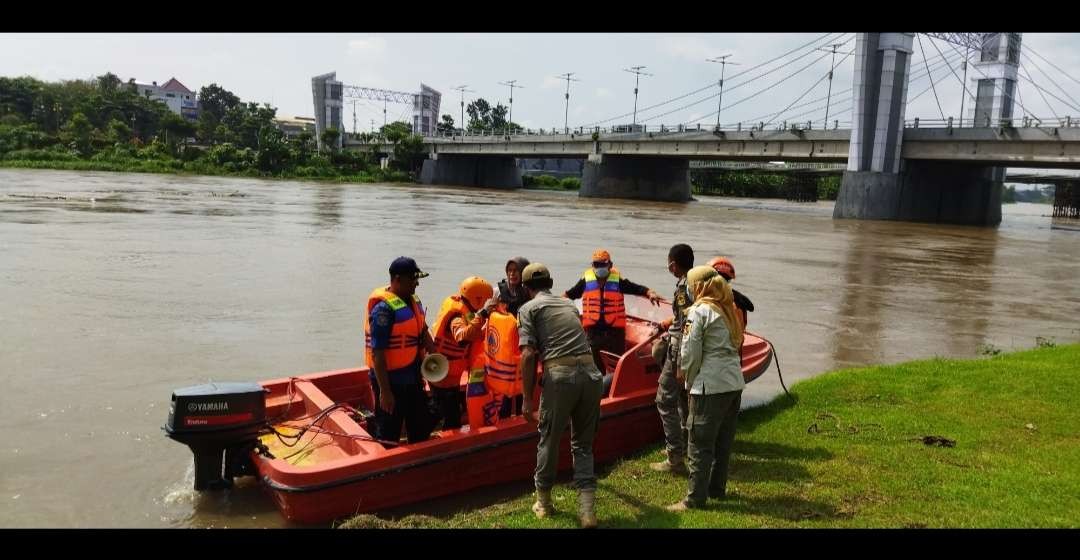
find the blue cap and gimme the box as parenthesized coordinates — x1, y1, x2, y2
(389, 256, 429, 279)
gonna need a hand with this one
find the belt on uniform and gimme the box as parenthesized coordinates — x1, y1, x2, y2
(543, 353, 593, 368)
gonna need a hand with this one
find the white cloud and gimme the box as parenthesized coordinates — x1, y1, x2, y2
(595, 87, 611, 98)
(541, 76, 563, 90)
(659, 35, 720, 62)
(347, 37, 387, 56)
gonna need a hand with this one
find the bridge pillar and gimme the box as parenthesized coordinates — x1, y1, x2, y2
(580, 155, 691, 202)
(835, 33, 916, 221)
(419, 155, 522, 189)
(836, 33, 1016, 227)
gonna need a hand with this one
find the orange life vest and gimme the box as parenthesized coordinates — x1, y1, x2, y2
(429, 295, 478, 389)
(465, 345, 501, 429)
(581, 267, 626, 329)
(363, 287, 426, 375)
(483, 311, 522, 397)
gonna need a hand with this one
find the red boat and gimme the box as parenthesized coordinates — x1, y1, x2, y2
(165, 296, 774, 525)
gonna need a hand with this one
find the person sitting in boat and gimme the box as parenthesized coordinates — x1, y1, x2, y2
(495, 256, 531, 317)
(494, 256, 531, 417)
(562, 249, 662, 392)
(706, 256, 754, 328)
(430, 276, 496, 431)
(364, 257, 438, 444)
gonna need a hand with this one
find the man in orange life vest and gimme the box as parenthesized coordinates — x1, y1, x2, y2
(364, 257, 438, 443)
(429, 276, 496, 430)
(706, 256, 754, 329)
(563, 249, 662, 383)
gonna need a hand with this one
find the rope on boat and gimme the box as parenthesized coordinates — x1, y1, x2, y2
(771, 341, 795, 402)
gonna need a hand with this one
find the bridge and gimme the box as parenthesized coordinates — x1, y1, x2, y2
(321, 33, 1080, 226)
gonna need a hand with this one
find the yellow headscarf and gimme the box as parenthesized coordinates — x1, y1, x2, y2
(686, 265, 744, 349)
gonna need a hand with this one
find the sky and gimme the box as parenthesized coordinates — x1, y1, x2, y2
(4, 33, 1080, 136)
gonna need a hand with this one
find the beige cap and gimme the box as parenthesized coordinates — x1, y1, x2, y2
(521, 262, 551, 282)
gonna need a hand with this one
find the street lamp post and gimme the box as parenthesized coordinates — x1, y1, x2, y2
(499, 79, 524, 135)
(816, 44, 844, 129)
(624, 66, 652, 128)
(557, 72, 580, 134)
(706, 55, 739, 130)
(453, 85, 474, 136)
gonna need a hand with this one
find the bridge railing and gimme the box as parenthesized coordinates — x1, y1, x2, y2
(427, 119, 854, 141)
(904, 116, 1080, 129)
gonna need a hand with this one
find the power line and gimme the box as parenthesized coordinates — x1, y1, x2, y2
(577, 32, 847, 128)
(639, 35, 854, 126)
(763, 50, 854, 127)
(677, 47, 842, 126)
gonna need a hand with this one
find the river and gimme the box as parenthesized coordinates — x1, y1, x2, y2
(1, 168, 1077, 527)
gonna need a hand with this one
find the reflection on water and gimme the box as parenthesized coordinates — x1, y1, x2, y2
(1, 169, 1077, 528)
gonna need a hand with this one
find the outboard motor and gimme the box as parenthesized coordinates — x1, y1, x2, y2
(164, 382, 268, 490)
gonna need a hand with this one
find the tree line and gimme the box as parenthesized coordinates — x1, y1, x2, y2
(0, 73, 425, 181)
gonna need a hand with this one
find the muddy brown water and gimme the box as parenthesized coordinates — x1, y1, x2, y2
(1, 168, 1077, 527)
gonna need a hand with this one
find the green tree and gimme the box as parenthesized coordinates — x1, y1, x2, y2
(255, 126, 291, 173)
(466, 98, 521, 133)
(96, 72, 122, 95)
(62, 112, 94, 155)
(392, 134, 427, 173)
(105, 118, 132, 144)
(160, 112, 196, 149)
(196, 84, 241, 143)
(379, 121, 412, 143)
(320, 127, 340, 152)
(436, 114, 456, 135)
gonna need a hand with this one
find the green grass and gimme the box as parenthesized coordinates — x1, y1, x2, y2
(338, 344, 1080, 528)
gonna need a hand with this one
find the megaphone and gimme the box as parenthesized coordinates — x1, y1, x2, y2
(421, 353, 449, 384)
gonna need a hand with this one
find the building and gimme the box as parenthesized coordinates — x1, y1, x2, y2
(132, 77, 199, 121)
(312, 72, 344, 150)
(413, 83, 441, 137)
(274, 116, 317, 139)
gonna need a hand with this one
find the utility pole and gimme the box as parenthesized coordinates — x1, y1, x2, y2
(499, 79, 524, 134)
(557, 72, 580, 134)
(351, 100, 357, 135)
(959, 41, 972, 127)
(706, 55, 739, 130)
(624, 66, 652, 127)
(370, 119, 375, 133)
(816, 44, 843, 129)
(382, 99, 387, 129)
(453, 85, 474, 134)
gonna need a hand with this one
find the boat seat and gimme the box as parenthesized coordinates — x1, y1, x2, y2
(598, 350, 621, 376)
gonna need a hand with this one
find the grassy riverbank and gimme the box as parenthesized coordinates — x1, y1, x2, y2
(0, 158, 413, 184)
(339, 343, 1080, 528)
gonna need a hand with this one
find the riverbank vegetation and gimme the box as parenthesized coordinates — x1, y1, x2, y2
(522, 174, 580, 190)
(0, 74, 419, 183)
(339, 342, 1079, 528)
(691, 169, 842, 201)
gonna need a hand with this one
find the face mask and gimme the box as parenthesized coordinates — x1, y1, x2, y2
(594, 267, 610, 279)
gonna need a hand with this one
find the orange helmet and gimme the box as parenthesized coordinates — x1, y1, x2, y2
(591, 249, 612, 264)
(459, 276, 494, 311)
(707, 256, 735, 280)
